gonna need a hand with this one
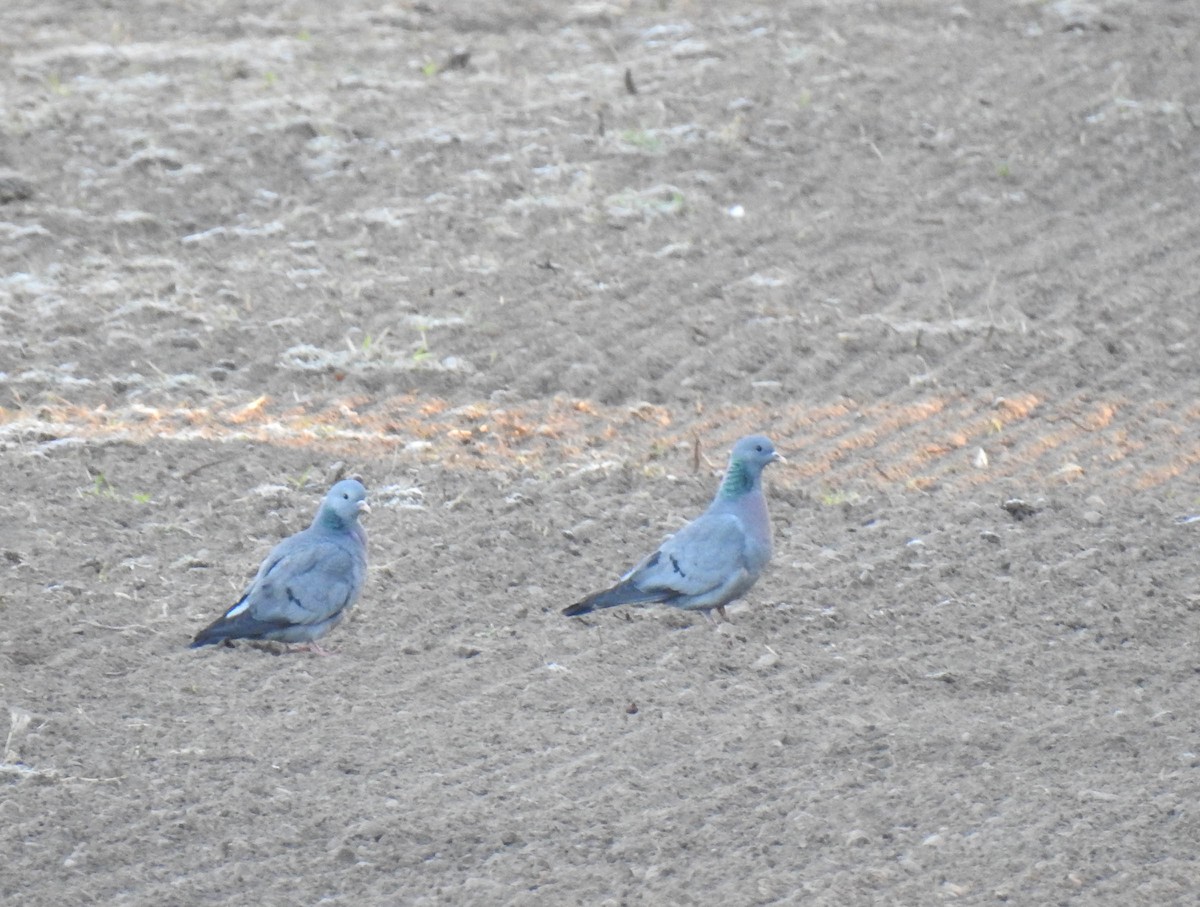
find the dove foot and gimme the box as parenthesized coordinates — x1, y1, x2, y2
(701, 606, 728, 627)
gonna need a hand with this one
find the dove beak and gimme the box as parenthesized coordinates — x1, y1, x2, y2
(357, 500, 372, 515)
(771, 452, 787, 465)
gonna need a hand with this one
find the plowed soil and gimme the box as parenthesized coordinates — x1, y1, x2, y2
(3, 1, 1200, 903)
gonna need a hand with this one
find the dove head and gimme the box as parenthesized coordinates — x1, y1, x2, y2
(719, 435, 784, 499)
(316, 478, 370, 530)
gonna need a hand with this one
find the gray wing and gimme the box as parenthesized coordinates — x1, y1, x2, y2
(627, 511, 750, 599)
(242, 535, 362, 627)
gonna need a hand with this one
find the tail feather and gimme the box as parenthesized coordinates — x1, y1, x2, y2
(562, 578, 669, 616)
(189, 612, 277, 648)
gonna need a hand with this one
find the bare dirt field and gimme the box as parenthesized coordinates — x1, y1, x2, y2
(3, 0, 1200, 903)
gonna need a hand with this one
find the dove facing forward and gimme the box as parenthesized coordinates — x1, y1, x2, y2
(564, 434, 783, 621)
(190, 479, 370, 654)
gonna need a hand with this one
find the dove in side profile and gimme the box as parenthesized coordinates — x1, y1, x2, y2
(190, 478, 370, 654)
(563, 434, 783, 621)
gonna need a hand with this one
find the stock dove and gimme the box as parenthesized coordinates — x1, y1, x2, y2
(564, 435, 783, 621)
(190, 479, 369, 654)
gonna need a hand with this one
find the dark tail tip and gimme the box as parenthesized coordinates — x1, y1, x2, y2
(564, 580, 653, 617)
(189, 627, 221, 648)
